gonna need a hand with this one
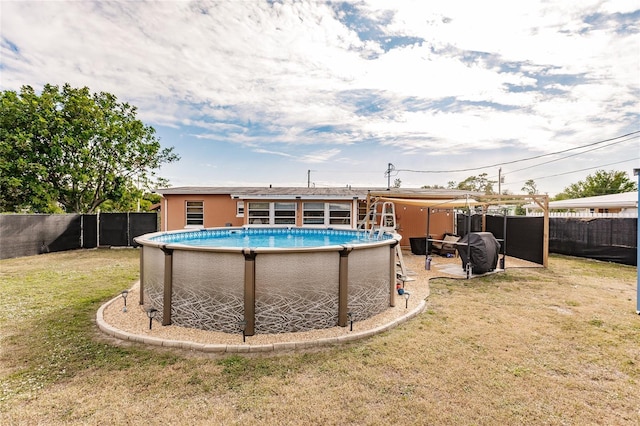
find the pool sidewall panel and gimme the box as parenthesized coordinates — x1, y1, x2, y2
(348, 245, 390, 321)
(143, 246, 166, 322)
(254, 251, 340, 333)
(171, 250, 245, 332)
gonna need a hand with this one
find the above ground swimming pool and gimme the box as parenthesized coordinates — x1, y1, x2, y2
(150, 227, 387, 248)
(135, 227, 401, 335)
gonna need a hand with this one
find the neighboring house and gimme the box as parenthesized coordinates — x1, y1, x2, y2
(154, 186, 477, 248)
(525, 191, 638, 217)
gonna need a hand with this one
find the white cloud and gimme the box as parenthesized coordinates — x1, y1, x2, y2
(299, 148, 342, 164)
(1, 0, 638, 195)
(252, 148, 293, 158)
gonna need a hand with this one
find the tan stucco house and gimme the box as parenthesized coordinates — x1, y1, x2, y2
(154, 186, 478, 249)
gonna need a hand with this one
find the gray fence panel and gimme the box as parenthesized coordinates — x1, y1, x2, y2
(0, 214, 81, 259)
(549, 217, 636, 266)
(99, 213, 128, 246)
(129, 213, 158, 246)
(486, 215, 544, 265)
(0, 212, 158, 259)
(82, 215, 98, 248)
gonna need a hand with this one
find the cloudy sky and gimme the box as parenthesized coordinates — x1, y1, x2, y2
(2, 0, 639, 196)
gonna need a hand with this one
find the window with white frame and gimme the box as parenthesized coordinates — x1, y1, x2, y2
(247, 201, 297, 225)
(358, 201, 368, 223)
(274, 202, 296, 224)
(328, 202, 351, 225)
(303, 202, 325, 225)
(302, 202, 351, 226)
(185, 201, 204, 226)
(247, 202, 270, 224)
(236, 201, 245, 217)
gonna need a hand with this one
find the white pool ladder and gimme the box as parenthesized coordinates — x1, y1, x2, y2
(379, 202, 397, 234)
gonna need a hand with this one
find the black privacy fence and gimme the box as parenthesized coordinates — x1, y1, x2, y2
(0, 213, 158, 260)
(455, 214, 545, 265)
(454, 214, 636, 266)
(548, 217, 636, 266)
(1, 213, 636, 265)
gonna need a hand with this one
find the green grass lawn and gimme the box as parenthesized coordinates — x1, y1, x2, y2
(0, 249, 638, 425)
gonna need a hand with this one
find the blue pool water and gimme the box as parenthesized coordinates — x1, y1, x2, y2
(150, 227, 389, 248)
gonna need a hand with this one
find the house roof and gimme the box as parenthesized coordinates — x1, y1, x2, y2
(155, 186, 480, 200)
(526, 191, 638, 210)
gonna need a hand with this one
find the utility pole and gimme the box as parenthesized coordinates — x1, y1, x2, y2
(634, 168, 639, 314)
(498, 168, 502, 200)
(385, 163, 395, 190)
(307, 170, 311, 188)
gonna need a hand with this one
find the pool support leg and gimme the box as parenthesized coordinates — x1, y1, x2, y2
(243, 249, 257, 336)
(139, 245, 144, 305)
(161, 246, 173, 326)
(338, 247, 352, 327)
(389, 241, 398, 307)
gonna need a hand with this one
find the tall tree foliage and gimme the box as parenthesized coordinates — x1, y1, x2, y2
(554, 170, 637, 200)
(449, 173, 496, 194)
(0, 84, 179, 213)
(521, 179, 538, 195)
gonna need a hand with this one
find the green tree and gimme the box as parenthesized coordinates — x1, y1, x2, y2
(554, 170, 637, 200)
(454, 173, 496, 194)
(0, 84, 179, 213)
(100, 190, 162, 212)
(0, 87, 59, 212)
(521, 179, 538, 195)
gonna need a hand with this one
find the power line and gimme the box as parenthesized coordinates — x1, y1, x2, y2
(504, 134, 638, 175)
(503, 157, 640, 186)
(395, 130, 640, 174)
(311, 169, 381, 174)
(487, 134, 638, 181)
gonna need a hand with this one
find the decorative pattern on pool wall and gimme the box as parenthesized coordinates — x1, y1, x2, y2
(136, 227, 400, 334)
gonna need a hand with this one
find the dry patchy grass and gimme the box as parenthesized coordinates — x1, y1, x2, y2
(0, 250, 638, 425)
